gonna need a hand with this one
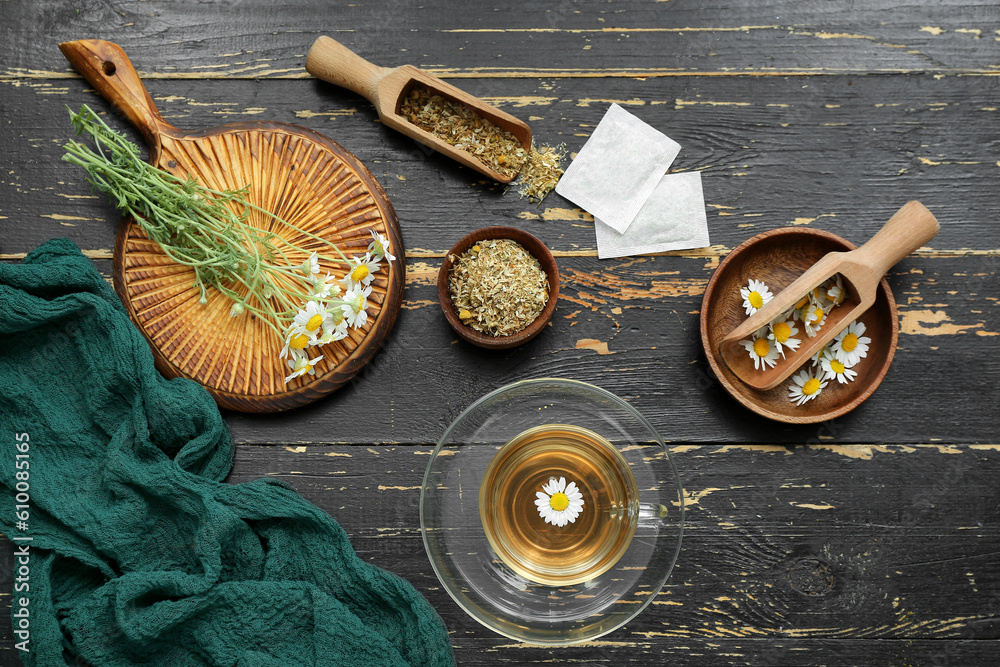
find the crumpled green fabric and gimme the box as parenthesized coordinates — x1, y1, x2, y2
(0, 239, 455, 667)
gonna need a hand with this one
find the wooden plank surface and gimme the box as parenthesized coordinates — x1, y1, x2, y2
(3, 76, 1000, 255)
(3, 443, 998, 665)
(0, 76, 996, 444)
(2, 0, 1000, 76)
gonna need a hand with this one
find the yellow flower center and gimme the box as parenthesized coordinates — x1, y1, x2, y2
(350, 265, 370, 282)
(830, 359, 846, 374)
(812, 307, 824, 323)
(306, 314, 324, 332)
(549, 492, 569, 512)
(753, 338, 770, 357)
(795, 296, 809, 310)
(748, 291, 764, 309)
(802, 378, 821, 395)
(841, 333, 858, 352)
(289, 333, 309, 350)
(773, 322, 791, 343)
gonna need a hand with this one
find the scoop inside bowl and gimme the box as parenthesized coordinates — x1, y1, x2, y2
(701, 228, 899, 423)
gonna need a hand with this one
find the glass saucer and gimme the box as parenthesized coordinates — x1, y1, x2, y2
(420, 378, 684, 645)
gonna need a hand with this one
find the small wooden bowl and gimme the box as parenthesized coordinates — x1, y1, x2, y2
(700, 228, 899, 424)
(438, 226, 559, 349)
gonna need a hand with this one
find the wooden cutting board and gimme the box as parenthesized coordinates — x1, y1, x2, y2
(60, 39, 405, 413)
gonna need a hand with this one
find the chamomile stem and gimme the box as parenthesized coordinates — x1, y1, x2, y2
(62, 103, 364, 344)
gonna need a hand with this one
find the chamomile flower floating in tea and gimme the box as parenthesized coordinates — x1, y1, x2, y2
(740, 279, 773, 316)
(741, 332, 780, 370)
(535, 476, 585, 527)
(831, 320, 871, 367)
(768, 318, 801, 358)
(821, 350, 858, 384)
(788, 368, 828, 406)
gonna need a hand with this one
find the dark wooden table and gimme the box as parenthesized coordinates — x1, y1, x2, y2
(2, 1, 999, 665)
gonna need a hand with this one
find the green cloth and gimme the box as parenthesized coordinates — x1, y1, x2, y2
(0, 239, 455, 667)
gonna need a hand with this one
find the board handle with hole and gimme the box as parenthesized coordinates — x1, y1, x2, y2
(59, 39, 176, 151)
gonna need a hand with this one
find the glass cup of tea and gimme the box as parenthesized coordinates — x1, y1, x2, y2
(420, 378, 684, 645)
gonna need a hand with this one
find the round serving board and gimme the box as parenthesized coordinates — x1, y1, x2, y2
(62, 40, 404, 412)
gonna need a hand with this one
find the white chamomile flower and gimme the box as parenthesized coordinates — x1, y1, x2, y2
(317, 309, 350, 345)
(768, 318, 801, 358)
(821, 351, 858, 384)
(293, 300, 330, 338)
(280, 324, 313, 359)
(791, 294, 811, 321)
(284, 354, 323, 383)
(740, 279, 773, 316)
(340, 253, 381, 289)
(741, 331, 780, 371)
(302, 251, 320, 276)
(368, 230, 396, 263)
(802, 303, 827, 337)
(341, 284, 372, 328)
(825, 275, 846, 306)
(534, 476, 584, 527)
(317, 323, 349, 346)
(311, 273, 341, 300)
(788, 368, 828, 406)
(830, 320, 870, 367)
(809, 285, 832, 309)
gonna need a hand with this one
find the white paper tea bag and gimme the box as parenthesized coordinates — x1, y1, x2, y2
(555, 104, 681, 234)
(594, 171, 709, 259)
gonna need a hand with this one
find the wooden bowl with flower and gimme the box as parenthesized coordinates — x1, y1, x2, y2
(700, 227, 899, 424)
(438, 226, 559, 350)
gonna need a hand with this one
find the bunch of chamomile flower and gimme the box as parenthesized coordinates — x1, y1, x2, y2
(280, 231, 396, 384)
(738, 275, 872, 406)
(62, 105, 402, 387)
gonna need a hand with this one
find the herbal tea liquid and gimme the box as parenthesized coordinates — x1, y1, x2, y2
(479, 424, 639, 586)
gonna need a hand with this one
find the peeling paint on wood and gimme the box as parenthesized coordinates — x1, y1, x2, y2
(575, 338, 613, 355)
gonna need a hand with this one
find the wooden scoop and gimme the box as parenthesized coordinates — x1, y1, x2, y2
(718, 201, 939, 391)
(305, 35, 532, 183)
